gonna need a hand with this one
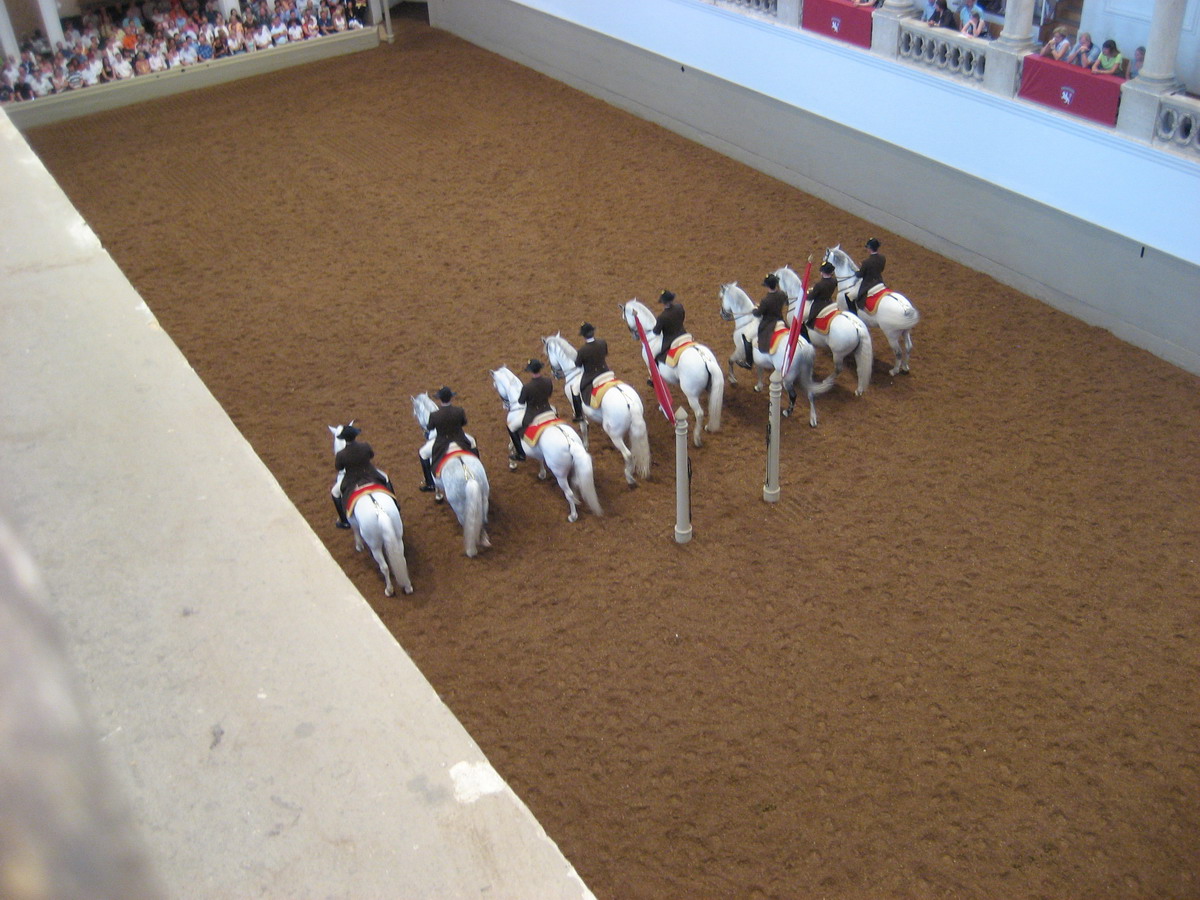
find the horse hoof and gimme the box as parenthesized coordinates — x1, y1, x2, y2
(781, 408, 791, 418)
(481, 535, 492, 548)
(753, 385, 762, 393)
(567, 513, 578, 523)
(434, 493, 444, 504)
(402, 585, 414, 595)
(900, 366, 910, 375)
(385, 587, 395, 597)
(508, 460, 519, 471)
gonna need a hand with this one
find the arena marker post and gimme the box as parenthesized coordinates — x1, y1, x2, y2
(763, 370, 781, 503)
(674, 407, 692, 543)
(380, 0, 394, 42)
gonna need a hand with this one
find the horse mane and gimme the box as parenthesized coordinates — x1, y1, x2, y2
(827, 245, 853, 269)
(411, 393, 436, 431)
(625, 299, 653, 323)
(491, 365, 523, 403)
(722, 282, 752, 309)
(543, 333, 576, 362)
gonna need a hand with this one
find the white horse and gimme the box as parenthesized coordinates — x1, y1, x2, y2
(328, 424, 412, 596)
(411, 393, 491, 557)
(542, 334, 651, 486)
(823, 245, 920, 376)
(619, 299, 724, 446)
(717, 283, 837, 427)
(772, 266, 874, 395)
(490, 366, 602, 523)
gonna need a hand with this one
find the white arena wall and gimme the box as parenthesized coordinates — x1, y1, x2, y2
(428, 0, 1200, 376)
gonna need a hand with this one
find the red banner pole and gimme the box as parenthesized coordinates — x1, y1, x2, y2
(783, 261, 813, 375)
(635, 317, 676, 425)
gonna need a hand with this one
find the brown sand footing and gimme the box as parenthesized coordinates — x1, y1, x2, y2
(26, 10, 1200, 898)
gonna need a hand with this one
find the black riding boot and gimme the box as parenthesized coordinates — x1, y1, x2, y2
(332, 495, 351, 529)
(572, 393, 584, 422)
(508, 429, 526, 461)
(418, 458, 435, 492)
(739, 335, 754, 369)
(847, 297, 861, 317)
(800, 323, 811, 342)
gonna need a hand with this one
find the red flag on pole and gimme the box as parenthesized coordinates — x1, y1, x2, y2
(635, 316, 676, 425)
(782, 261, 813, 376)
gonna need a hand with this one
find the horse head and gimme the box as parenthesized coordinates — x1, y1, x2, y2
(541, 333, 575, 380)
(773, 266, 803, 301)
(825, 245, 854, 277)
(719, 282, 751, 321)
(411, 393, 436, 433)
(490, 366, 522, 410)
(329, 420, 356, 456)
(621, 299, 652, 338)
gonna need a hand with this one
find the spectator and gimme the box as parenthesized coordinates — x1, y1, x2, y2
(196, 32, 214, 61)
(1064, 31, 1099, 67)
(332, 3, 348, 31)
(927, 0, 956, 28)
(133, 49, 152, 74)
(1128, 45, 1145, 79)
(318, 3, 334, 33)
(961, 11, 988, 37)
(269, 15, 288, 46)
(253, 20, 273, 50)
(287, 17, 304, 42)
(228, 13, 246, 52)
(1040, 25, 1071, 60)
(1091, 39, 1124, 75)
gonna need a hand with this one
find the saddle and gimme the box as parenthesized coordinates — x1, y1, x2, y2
(766, 323, 790, 355)
(812, 304, 841, 335)
(434, 443, 472, 477)
(345, 483, 395, 516)
(863, 284, 890, 315)
(522, 411, 564, 446)
(664, 334, 696, 366)
(589, 371, 621, 409)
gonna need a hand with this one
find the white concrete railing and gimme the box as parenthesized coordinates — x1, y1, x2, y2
(898, 20, 988, 83)
(1154, 92, 1200, 158)
(709, 0, 780, 16)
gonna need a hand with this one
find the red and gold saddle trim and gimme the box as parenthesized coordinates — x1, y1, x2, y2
(665, 334, 696, 366)
(523, 412, 565, 446)
(434, 447, 472, 477)
(812, 304, 841, 334)
(589, 372, 621, 409)
(767, 323, 790, 355)
(346, 483, 396, 516)
(863, 285, 890, 315)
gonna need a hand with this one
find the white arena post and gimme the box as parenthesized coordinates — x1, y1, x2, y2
(763, 370, 781, 503)
(674, 406, 692, 543)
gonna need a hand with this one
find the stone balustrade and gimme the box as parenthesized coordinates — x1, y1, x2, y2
(898, 20, 989, 83)
(1154, 92, 1200, 158)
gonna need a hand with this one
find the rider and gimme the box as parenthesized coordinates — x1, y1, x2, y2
(801, 262, 838, 340)
(418, 386, 478, 494)
(652, 289, 686, 365)
(332, 424, 394, 529)
(852, 237, 886, 315)
(753, 273, 789, 353)
(572, 321, 609, 422)
(509, 358, 554, 462)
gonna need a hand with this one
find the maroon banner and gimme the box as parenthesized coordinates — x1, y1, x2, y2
(802, 0, 873, 49)
(783, 262, 813, 376)
(635, 316, 676, 425)
(1018, 54, 1123, 127)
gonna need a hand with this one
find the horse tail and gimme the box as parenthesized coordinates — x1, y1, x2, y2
(380, 503, 412, 594)
(569, 441, 603, 517)
(852, 316, 874, 393)
(463, 475, 483, 558)
(703, 349, 724, 431)
(629, 403, 651, 479)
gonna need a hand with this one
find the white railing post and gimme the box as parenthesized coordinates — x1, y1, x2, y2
(674, 407, 692, 543)
(763, 370, 781, 503)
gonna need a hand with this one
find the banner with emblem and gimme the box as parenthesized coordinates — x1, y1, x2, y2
(635, 317, 676, 425)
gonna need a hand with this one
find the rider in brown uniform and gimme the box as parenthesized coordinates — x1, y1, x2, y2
(801, 262, 838, 341)
(332, 425, 394, 529)
(652, 289, 686, 366)
(573, 322, 609, 421)
(853, 237, 886, 315)
(419, 386, 477, 493)
(510, 358, 554, 462)
(753, 273, 789, 353)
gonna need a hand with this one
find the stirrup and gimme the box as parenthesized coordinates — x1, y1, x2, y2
(418, 483, 435, 492)
(335, 520, 351, 530)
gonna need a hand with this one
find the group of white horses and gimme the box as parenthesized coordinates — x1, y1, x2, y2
(329, 245, 919, 595)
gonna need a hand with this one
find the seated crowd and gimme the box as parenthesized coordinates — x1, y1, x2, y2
(1, 0, 368, 103)
(1039, 26, 1143, 77)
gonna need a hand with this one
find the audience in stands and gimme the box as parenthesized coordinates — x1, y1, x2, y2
(960, 11, 988, 38)
(927, 0, 956, 29)
(1040, 25, 1071, 60)
(1128, 45, 1145, 79)
(1090, 39, 1124, 76)
(1064, 31, 1100, 68)
(1, 0, 367, 104)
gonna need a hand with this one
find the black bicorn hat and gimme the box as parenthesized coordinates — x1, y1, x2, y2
(580, 322, 595, 338)
(866, 237, 881, 251)
(338, 424, 361, 441)
(524, 358, 543, 373)
(658, 290, 676, 304)
(435, 386, 455, 403)
(819, 262, 836, 275)
(762, 274, 779, 289)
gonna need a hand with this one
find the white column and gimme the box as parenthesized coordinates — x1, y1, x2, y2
(673, 407, 692, 543)
(777, 0, 802, 28)
(763, 371, 781, 503)
(0, 0, 20, 60)
(982, 0, 1035, 96)
(871, 0, 916, 59)
(1116, 0, 1186, 141)
(34, 0, 65, 50)
(1136, 0, 1186, 87)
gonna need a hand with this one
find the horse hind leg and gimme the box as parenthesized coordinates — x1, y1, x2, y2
(688, 393, 705, 447)
(368, 542, 394, 597)
(886, 331, 904, 376)
(554, 472, 580, 522)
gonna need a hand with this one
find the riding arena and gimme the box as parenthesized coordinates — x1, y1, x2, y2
(19, 8, 1200, 899)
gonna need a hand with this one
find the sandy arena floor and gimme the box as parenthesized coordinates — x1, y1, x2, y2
(26, 9, 1200, 898)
